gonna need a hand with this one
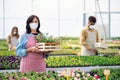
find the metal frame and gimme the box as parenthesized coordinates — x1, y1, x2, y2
(83, 0, 86, 26)
(83, 0, 120, 38)
(108, 0, 111, 38)
(3, 0, 5, 39)
(58, 0, 61, 36)
(96, 12, 120, 14)
(31, 0, 33, 14)
(1, 0, 120, 38)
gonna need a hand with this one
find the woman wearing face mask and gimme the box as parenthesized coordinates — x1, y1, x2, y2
(7, 26, 20, 51)
(80, 16, 99, 56)
(16, 15, 46, 72)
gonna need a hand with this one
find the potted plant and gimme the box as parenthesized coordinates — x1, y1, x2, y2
(36, 33, 61, 52)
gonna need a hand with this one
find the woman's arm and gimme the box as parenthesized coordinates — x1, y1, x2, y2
(16, 34, 28, 57)
(16, 34, 41, 57)
(26, 46, 39, 53)
(7, 35, 13, 49)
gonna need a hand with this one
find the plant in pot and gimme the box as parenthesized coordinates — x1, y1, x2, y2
(36, 33, 61, 58)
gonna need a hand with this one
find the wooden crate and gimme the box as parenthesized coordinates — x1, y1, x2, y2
(37, 42, 61, 51)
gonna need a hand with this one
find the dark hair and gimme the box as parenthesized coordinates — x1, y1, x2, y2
(88, 16, 96, 23)
(26, 15, 40, 34)
(11, 26, 19, 38)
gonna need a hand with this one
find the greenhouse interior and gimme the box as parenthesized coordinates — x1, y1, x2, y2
(0, 0, 120, 80)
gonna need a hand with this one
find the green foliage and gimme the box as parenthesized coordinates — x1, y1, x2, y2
(98, 48, 119, 54)
(91, 68, 120, 80)
(0, 39, 15, 56)
(108, 46, 120, 49)
(36, 33, 58, 42)
(46, 56, 86, 67)
(1, 67, 120, 80)
(0, 56, 20, 70)
(0, 39, 8, 50)
(0, 56, 120, 70)
(58, 37, 80, 49)
(0, 50, 15, 56)
(57, 37, 79, 41)
(112, 37, 120, 40)
(0, 37, 120, 56)
(0, 71, 66, 80)
(0, 69, 96, 80)
(46, 56, 120, 67)
(50, 49, 80, 55)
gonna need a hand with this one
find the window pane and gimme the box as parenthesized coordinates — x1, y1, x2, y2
(0, 0, 3, 39)
(4, 0, 32, 38)
(33, 0, 59, 37)
(33, 0, 83, 37)
(111, 14, 120, 37)
(95, 0, 108, 12)
(95, 14, 109, 38)
(85, 0, 95, 12)
(5, 0, 31, 17)
(60, 0, 83, 37)
(111, 0, 120, 12)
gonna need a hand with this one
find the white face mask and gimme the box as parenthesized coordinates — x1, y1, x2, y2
(13, 31, 17, 35)
(89, 25, 95, 29)
(29, 23, 38, 30)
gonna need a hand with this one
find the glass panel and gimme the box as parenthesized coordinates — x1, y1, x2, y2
(5, 0, 31, 17)
(33, 0, 59, 37)
(95, 14, 109, 38)
(85, 0, 95, 13)
(95, 0, 108, 12)
(60, 15, 83, 37)
(59, 0, 83, 37)
(111, 14, 120, 37)
(0, 0, 3, 39)
(34, 0, 84, 37)
(5, 18, 26, 38)
(111, 0, 120, 12)
(4, 0, 32, 38)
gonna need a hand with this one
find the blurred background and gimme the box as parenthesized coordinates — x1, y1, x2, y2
(0, 0, 120, 39)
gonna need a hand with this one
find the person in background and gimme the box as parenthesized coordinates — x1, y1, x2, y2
(16, 15, 46, 72)
(7, 26, 20, 51)
(80, 16, 99, 56)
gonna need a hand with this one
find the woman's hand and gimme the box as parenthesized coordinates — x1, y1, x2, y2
(26, 46, 41, 53)
(11, 46, 16, 51)
(31, 46, 39, 52)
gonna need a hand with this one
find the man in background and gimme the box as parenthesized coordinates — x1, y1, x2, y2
(80, 16, 99, 56)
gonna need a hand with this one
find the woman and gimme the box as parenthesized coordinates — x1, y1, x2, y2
(7, 26, 19, 51)
(16, 15, 46, 72)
